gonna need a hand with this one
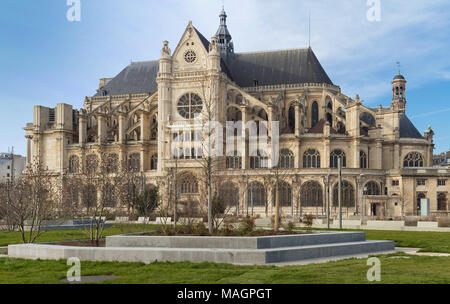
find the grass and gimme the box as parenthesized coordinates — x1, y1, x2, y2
(294, 227, 450, 254)
(1, 225, 450, 284)
(0, 253, 449, 284)
(364, 230, 450, 253)
(0, 224, 158, 247)
(1, 225, 450, 254)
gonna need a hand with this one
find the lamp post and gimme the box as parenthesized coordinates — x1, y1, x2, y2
(338, 157, 343, 230)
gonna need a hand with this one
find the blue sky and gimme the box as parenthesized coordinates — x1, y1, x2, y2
(1, 0, 449, 155)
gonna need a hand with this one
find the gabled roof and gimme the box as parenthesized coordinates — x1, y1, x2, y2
(95, 61, 158, 96)
(399, 113, 423, 139)
(224, 48, 333, 87)
(93, 30, 332, 96)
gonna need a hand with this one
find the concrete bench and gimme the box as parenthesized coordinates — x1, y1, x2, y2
(137, 217, 150, 224)
(155, 217, 172, 224)
(343, 220, 362, 226)
(115, 217, 129, 223)
(178, 218, 203, 225)
(417, 221, 438, 228)
(366, 220, 405, 228)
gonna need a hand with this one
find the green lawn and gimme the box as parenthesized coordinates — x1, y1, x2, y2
(364, 230, 450, 253)
(295, 228, 450, 254)
(1, 226, 450, 284)
(0, 224, 157, 247)
(1, 226, 450, 254)
(0, 253, 449, 284)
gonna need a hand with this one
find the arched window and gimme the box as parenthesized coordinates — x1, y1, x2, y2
(106, 154, 119, 173)
(219, 183, 239, 207)
(404, 152, 424, 168)
(247, 182, 265, 207)
(227, 107, 242, 122)
(326, 113, 332, 125)
(330, 150, 346, 168)
(272, 182, 292, 207)
(151, 129, 157, 140)
(104, 183, 116, 207)
(360, 151, 367, 169)
(333, 181, 355, 207)
(177, 93, 203, 119)
(311, 101, 319, 127)
(288, 105, 295, 132)
(279, 149, 294, 169)
(226, 151, 242, 169)
(364, 181, 380, 195)
(180, 174, 199, 194)
(85, 154, 98, 174)
(151, 154, 158, 171)
(250, 150, 268, 169)
(303, 149, 321, 168)
(438, 193, 447, 211)
(128, 153, 140, 172)
(69, 155, 79, 174)
(83, 184, 97, 208)
(300, 181, 323, 207)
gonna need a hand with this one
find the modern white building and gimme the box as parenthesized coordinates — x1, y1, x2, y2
(0, 153, 26, 182)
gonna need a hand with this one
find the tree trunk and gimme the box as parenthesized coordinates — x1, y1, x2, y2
(207, 158, 213, 234)
(274, 182, 280, 231)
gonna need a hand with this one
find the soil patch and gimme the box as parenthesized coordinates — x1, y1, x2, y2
(51, 239, 106, 247)
(143, 230, 309, 237)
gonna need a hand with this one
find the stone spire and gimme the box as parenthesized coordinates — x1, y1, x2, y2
(215, 7, 234, 58)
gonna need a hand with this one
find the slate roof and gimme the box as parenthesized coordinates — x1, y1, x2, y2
(399, 113, 423, 139)
(95, 60, 159, 96)
(224, 48, 333, 87)
(94, 30, 332, 96)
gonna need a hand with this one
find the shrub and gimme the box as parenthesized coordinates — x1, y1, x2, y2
(285, 221, 295, 232)
(241, 216, 255, 234)
(193, 222, 209, 236)
(133, 187, 159, 217)
(303, 214, 315, 232)
(220, 222, 235, 236)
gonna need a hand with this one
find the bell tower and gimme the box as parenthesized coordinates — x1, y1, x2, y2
(391, 72, 407, 112)
(215, 7, 234, 58)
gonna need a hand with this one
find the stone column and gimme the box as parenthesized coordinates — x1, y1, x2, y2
(376, 140, 384, 170)
(294, 102, 301, 137)
(118, 112, 127, 144)
(353, 138, 360, 168)
(97, 113, 107, 144)
(323, 139, 330, 168)
(26, 136, 32, 166)
(240, 105, 248, 170)
(78, 112, 87, 144)
(140, 110, 150, 143)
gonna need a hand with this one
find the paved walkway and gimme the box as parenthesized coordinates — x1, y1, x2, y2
(396, 247, 450, 257)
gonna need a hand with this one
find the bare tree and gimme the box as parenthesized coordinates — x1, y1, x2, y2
(0, 158, 56, 243)
(194, 81, 222, 234)
(74, 150, 126, 245)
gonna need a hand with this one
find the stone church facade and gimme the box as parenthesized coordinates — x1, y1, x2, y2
(24, 10, 449, 219)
